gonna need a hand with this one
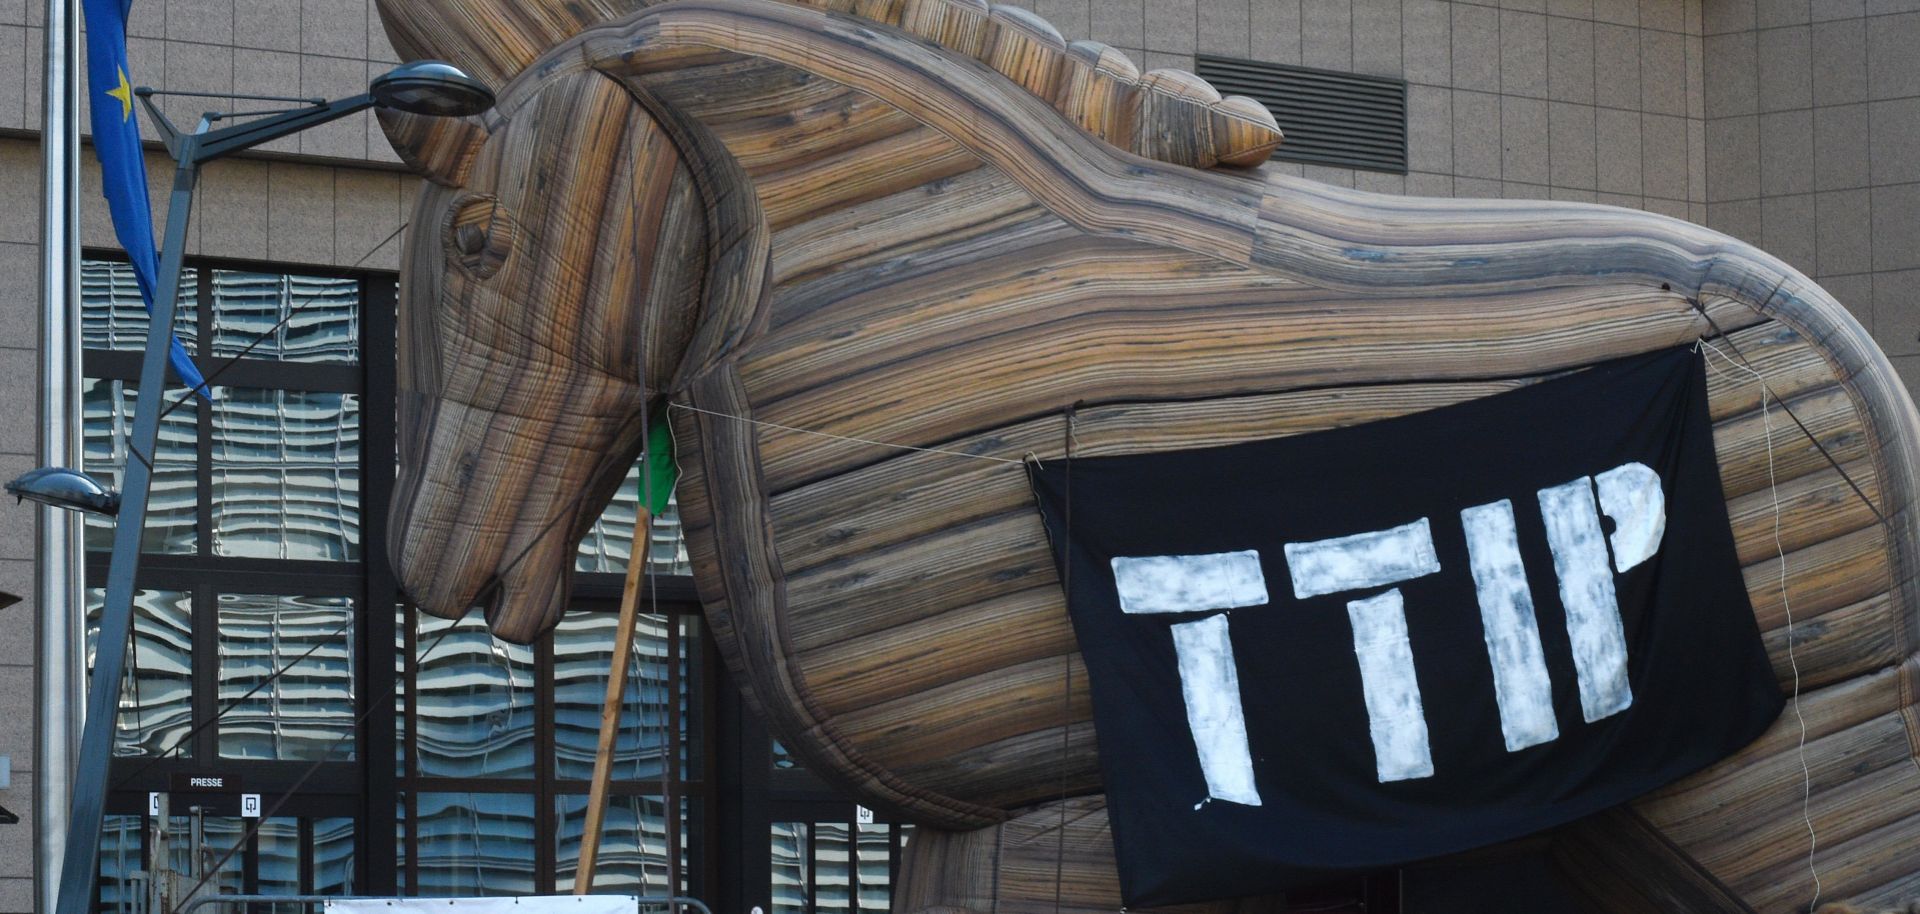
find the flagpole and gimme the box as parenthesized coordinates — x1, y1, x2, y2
(36, 0, 85, 909)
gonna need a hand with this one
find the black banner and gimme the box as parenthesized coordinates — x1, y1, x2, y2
(1027, 347, 1783, 906)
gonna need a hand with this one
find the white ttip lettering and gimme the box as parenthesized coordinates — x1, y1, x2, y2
(1110, 552, 1269, 806)
(1460, 499, 1559, 751)
(1538, 475, 1635, 723)
(1285, 519, 1443, 782)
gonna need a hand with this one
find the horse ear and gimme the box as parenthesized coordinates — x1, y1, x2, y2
(378, 109, 488, 187)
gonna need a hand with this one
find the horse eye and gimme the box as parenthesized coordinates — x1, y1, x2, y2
(442, 194, 514, 279)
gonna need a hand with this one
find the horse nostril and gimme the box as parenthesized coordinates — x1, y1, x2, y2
(443, 193, 514, 279)
(454, 224, 487, 256)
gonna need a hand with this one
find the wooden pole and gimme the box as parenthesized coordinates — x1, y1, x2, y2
(574, 509, 653, 894)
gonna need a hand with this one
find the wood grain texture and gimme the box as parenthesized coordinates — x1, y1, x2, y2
(376, 0, 1920, 907)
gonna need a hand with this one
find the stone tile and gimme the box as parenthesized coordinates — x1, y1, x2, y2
(0, 457, 27, 562)
(1147, 0, 1197, 53)
(198, 156, 271, 261)
(1250, 0, 1301, 64)
(1640, 29, 1686, 116)
(236, 0, 301, 51)
(1549, 0, 1594, 18)
(1703, 0, 1756, 32)
(1873, 270, 1920, 355)
(1454, 89, 1503, 178)
(0, 559, 30, 666)
(123, 36, 167, 141)
(1644, 196, 1689, 220)
(1809, 0, 1864, 16)
(232, 49, 301, 155)
(1871, 182, 1920, 271)
(1408, 85, 1453, 173)
(160, 41, 231, 133)
(301, 0, 366, 59)
(1816, 188, 1873, 276)
(1551, 185, 1599, 201)
(1547, 17, 1593, 104)
(0, 25, 23, 131)
(1505, 0, 1547, 15)
(300, 54, 369, 160)
(1758, 108, 1814, 196)
(0, 666, 27, 770)
(1818, 273, 1872, 331)
(1353, 0, 1402, 76)
(0, 142, 39, 244)
(1267, 160, 1307, 177)
(335, 168, 402, 270)
(1354, 170, 1406, 194)
(1755, 26, 1812, 112)
(1456, 176, 1504, 197)
(0, 342, 33, 457)
(1500, 11, 1548, 97)
(0, 0, 20, 26)
(1689, 0, 1705, 30)
(1452, 4, 1500, 93)
(0, 242, 36, 340)
(1756, 0, 1811, 24)
(1868, 13, 1920, 100)
(1549, 101, 1597, 189)
(1642, 112, 1688, 199)
(1889, 356, 1920, 406)
(1811, 19, 1866, 107)
(1142, 50, 1193, 71)
(267, 161, 334, 265)
(367, 6, 402, 63)
(1302, 0, 1353, 70)
(1702, 31, 1756, 118)
(1406, 171, 1455, 196)
(167, 0, 233, 45)
(1706, 114, 1759, 201)
(1599, 190, 1645, 208)
(22, 26, 37, 128)
(1642, 0, 1687, 29)
(1867, 0, 1920, 14)
(1502, 181, 1552, 198)
(1403, 0, 1451, 85)
(1872, 97, 1920, 186)
(1198, 0, 1250, 56)
(1597, 107, 1644, 194)
(1710, 196, 1762, 243)
(1092, 0, 1144, 48)
(1593, 24, 1642, 111)
(1686, 34, 1704, 121)
(1815, 103, 1870, 191)
(1594, 0, 1640, 24)
(1502, 95, 1550, 184)
(1302, 164, 1357, 186)
(1689, 115, 1707, 202)
(0, 772, 29, 869)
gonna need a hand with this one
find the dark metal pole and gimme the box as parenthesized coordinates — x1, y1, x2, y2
(54, 131, 203, 914)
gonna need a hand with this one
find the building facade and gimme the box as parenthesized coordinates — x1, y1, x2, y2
(0, 0, 1913, 909)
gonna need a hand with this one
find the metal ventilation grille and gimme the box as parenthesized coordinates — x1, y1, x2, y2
(1194, 55, 1408, 174)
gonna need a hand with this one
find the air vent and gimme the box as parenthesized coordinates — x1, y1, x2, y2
(1194, 55, 1408, 174)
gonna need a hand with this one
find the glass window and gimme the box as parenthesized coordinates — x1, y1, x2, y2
(82, 378, 199, 554)
(814, 822, 851, 914)
(553, 612, 676, 781)
(255, 817, 303, 895)
(856, 824, 891, 913)
(771, 823, 810, 914)
(415, 614, 536, 779)
(96, 815, 145, 913)
(413, 792, 538, 896)
(210, 387, 361, 560)
(553, 795, 687, 894)
(86, 588, 193, 758)
(315, 816, 357, 895)
(80, 260, 198, 351)
(217, 594, 357, 760)
(575, 458, 692, 575)
(210, 270, 360, 364)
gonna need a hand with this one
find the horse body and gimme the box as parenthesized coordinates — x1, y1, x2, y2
(380, 1, 1920, 908)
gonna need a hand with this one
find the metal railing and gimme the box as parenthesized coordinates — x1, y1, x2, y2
(176, 896, 715, 914)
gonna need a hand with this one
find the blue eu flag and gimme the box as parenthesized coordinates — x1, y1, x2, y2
(83, 0, 209, 398)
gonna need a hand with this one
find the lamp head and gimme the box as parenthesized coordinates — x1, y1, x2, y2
(5, 467, 120, 516)
(371, 61, 495, 117)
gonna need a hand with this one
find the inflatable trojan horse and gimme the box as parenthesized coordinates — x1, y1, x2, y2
(376, 0, 1920, 909)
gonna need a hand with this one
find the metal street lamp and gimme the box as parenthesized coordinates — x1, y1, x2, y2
(51, 61, 493, 914)
(4, 466, 119, 515)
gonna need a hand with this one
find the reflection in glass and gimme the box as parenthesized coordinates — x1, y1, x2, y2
(397, 795, 409, 895)
(97, 815, 144, 914)
(815, 822, 851, 914)
(553, 612, 672, 782)
(772, 739, 799, 771)
(856, 824, 890, 913)
(256, 817, 302, 895)
(171, 815, 246, 896)
(574, 456, 691, 575)
(85, 588, 193, 757)
(416, 614, 536, 778)
(217, 594, 357, 760)
(210, 270, 360, 363)
(80, 260, 198, 351)
(315, 816, 357, 895)
(553, 795, 687, 893)
(680, 615, 703, 779)
(397, 605, 409, 769)
(82, 378, 198, 553)
(771, 823, 809, 914)
(414, 792, 536, 896)
(211, 387, 361, 560)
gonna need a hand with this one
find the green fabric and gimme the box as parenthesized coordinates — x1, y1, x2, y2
(642, 414, 678, 517)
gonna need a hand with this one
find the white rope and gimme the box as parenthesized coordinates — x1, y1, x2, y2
(667, 401, 1025, 465)
(1698, 336, 1821, 909)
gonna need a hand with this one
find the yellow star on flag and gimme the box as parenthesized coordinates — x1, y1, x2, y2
(106, 66, 133, 121)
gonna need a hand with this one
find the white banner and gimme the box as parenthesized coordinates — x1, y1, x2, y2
(327, 898, 637, 914)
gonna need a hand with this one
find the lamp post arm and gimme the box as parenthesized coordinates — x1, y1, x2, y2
(52, 150, 202, 914)
(190, 93, 376, 163)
